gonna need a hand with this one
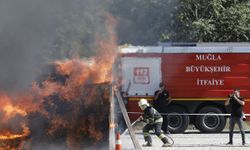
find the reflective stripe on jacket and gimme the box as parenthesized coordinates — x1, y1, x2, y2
(143, 106, 163, 124)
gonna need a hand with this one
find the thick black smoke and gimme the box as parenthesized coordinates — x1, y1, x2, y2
(0, 0, 111, 91)
(0, 0, 55, 91)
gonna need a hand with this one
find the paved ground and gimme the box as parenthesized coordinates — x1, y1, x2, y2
(121, 130, 250, 150)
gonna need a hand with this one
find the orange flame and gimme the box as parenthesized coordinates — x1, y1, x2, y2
(0, 124, 29, 140)
(3, 104, 27, 117)
(0, 13, 117, 149)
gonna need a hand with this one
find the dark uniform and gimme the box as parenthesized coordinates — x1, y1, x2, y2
(228, 95, 245, 145)
(154, 90, 170, 111)
(153, 89, 170, 132)
(142, 106, 170, 146)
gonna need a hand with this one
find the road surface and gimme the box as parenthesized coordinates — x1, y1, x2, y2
(121, 130, 250, 150)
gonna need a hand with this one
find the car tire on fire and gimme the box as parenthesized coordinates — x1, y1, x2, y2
(195, 106, 226, 133)
(164, 105, 189, 133)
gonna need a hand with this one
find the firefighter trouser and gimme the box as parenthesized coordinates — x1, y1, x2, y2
(229, 116, 245, 143)
(143, 122, 169, 144)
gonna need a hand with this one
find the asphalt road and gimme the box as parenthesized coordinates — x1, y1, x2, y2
(121, 130, 250, 150)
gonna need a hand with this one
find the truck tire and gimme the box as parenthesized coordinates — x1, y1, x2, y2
(195, 106, 226, 133)
(165, 105, 189, 133)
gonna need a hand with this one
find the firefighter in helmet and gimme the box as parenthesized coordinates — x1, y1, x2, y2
(138, 98, 172, 147)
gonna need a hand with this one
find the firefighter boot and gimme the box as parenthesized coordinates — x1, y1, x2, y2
(143, 135, 152, 147)
(162, 137, 171, 147)
(162, 143, 171, 147)
(142, 142, 152, 147)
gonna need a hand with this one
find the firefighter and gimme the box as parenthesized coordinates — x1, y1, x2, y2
(138, 98, 172, 147)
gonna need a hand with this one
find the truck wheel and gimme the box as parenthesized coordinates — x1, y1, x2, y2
(165, 106, 189, 133)
(195, 106, 226, 133)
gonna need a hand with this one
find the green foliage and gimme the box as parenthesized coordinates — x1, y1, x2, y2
(215, 3, 250, 41)
(165, 0, 250, 42)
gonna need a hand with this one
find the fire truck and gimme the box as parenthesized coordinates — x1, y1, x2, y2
(118, 43, 250, 133)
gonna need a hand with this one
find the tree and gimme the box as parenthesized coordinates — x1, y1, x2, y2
(215, 3, 250, 41)
(163, 0, 250, 42)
